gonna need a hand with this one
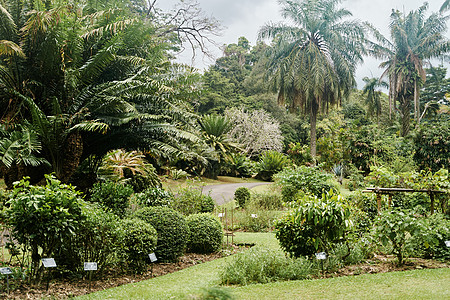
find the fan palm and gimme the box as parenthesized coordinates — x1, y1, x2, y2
(366, 3, 450, 136)
(259, 0, 365, 157)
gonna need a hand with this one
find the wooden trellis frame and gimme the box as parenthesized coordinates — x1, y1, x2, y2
(362, 187, 448, 214)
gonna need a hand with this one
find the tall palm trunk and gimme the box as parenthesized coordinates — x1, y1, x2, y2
(400, 96, 411, 137)
(310, 98, 319, 158)
(414, 81, 420, 123)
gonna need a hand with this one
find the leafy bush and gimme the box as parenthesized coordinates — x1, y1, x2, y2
(220, 247, 313, 285)
(118, 218, 157, 273)
(248, 191, 284, 210)
(128, 172, 161, 193)
(186, 213, 223, 253)
(275, 191, 352, 257)
(57, 202, 121, 276)
(234, 187, 250, 208)
(414, 119, 450, 172)
(374, 209, 424, 265)
(172, 186, 215, 215)
(274, 165, 335, 201)
(90, 181, 133, 217)
(134, 187, 174, 208)
(410, 213, 449, 260)
(287, 142, 314, 166)
(256, 150, 290, 181)
(222, 153, 255, 177)
(133, 207, 189, 262)
(4, 175, 83, 281)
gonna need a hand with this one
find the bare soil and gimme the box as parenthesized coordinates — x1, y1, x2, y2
(1, 251, 448, 299)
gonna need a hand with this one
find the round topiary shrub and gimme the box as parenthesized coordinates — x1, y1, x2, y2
(90, 181, 133, 217)
(234, 187, 250, 208)
(200, 194, 215, 213)
(119, 218, 157, 273)
(133, 207, 189, 262)
(134, 187, 174, 208)
(186, 213, 223, 254)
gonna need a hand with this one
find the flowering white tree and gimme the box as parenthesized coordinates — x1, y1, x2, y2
(225, 107, 283, 157)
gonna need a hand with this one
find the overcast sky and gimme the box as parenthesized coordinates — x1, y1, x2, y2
(157, 0, 448, 88)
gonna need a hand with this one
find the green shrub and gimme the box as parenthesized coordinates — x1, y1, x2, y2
(234, 187, 250, 208)
(287, 142, 314, 166)
(414, 119, 450, 172)
(118, 218, 157, 273)
(411, 213, 449, 260)
(374, 208, 424, 265)
(222, 153, 255, 178)
(275, 191, 352, 257)
(220, 247, 313, 285)
(57, 202, 121, 276)
(274, 165, 335, 201)
(128, 173, 161, 193)
(186, 213, 223, 253)
(256, 150, 290, 181)
(248, 191, 284, 210)
(90, 181, 133, 217)
(133, 207, 189, 262)
(172, 186, 215, 215)
(4, 175, 83, 281)
(134, 187, 174, 208)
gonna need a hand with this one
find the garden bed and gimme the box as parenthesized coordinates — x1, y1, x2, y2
(0, 251, 225, 299)
(1, 250, 447, 299)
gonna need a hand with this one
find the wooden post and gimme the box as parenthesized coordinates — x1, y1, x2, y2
(377, 193, 382, 214)
(429, 192, 434, 215)
(388, 194, 392, 208)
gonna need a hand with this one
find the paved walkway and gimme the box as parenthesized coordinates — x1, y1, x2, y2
(201, 182, 271, 205)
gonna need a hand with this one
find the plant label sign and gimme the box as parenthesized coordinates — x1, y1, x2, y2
(0, 267, 13, 275)
(315, 252, 327, 260)
(251, 214, 258, 218)
(84, 262, 98, 271)
(41, 258, 57, 268)
(148, 253, 157, 263)
(218, 213, 224, 217)
(445, 241, 450, 247)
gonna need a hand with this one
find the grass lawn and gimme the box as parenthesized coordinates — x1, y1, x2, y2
(75, 232, 449, 299)
(233, 268, 450, 300)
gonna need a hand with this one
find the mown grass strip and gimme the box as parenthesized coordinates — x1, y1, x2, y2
(232, 268, 450, 300)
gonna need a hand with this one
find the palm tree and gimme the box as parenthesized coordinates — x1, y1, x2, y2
(366, 3, 450, 136)
(362, 77, 388, 122)
(258, 0, 365, 157)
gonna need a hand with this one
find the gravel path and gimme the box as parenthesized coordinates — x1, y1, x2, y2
(201, 182, 271, 205)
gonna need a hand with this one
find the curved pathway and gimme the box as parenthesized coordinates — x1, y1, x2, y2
(201, 182, 271, 205)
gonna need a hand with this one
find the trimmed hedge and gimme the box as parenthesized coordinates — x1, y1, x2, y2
(133, 207, 189, 262)
(186, 213, 223, 253)
(119, 218, 158, 273)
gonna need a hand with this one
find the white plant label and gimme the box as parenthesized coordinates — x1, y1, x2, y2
(148, 253, 158, 262)
(84, 262, 98, 271)
(41, 258, 57, 268)
(315, 252, 327, 260)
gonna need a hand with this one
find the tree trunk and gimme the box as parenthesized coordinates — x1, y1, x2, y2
(310, 99, 318, 158)
(400, 96, 411, 137)
(60, 132, 84, 183)
(414, 80, 420, 124)
(414, 81, 420, 122)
